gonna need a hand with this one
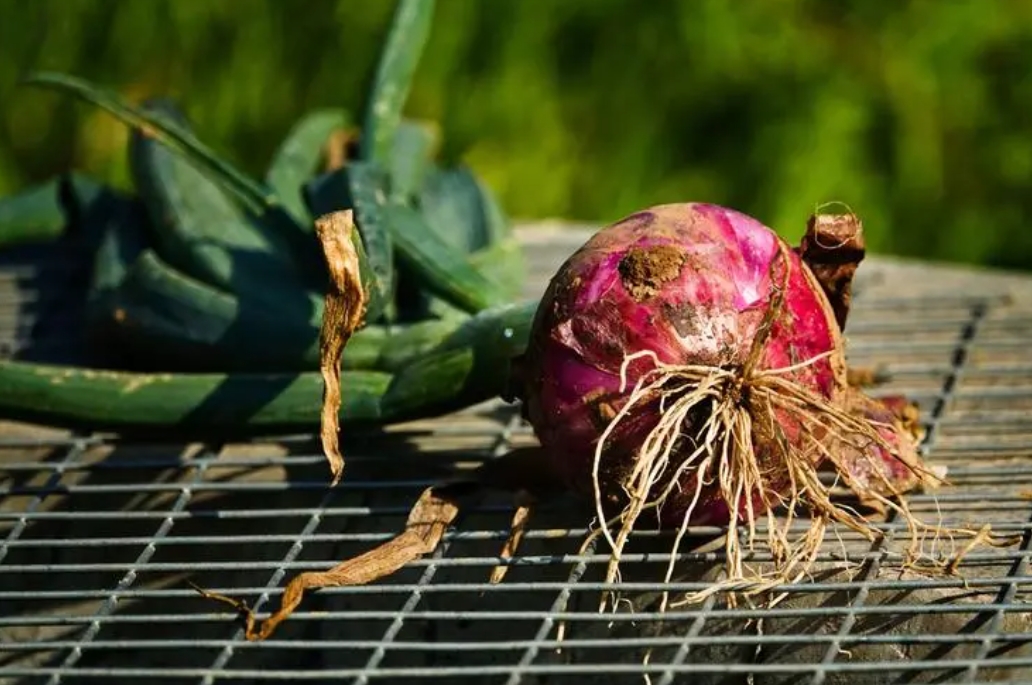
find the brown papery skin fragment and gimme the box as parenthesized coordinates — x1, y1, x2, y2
(193, 483, 466, 641)
(194, 448, 554, 640)
(315, 210, 368, 486)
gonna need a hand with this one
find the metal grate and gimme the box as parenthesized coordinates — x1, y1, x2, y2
(1, 225, 1031, 685)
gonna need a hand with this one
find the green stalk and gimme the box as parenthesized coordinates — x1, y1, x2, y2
(22, 72, 274, 214)
(361, 0, 436, 165)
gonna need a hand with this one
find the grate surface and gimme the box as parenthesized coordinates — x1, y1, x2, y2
(1, 224, 1032, 685)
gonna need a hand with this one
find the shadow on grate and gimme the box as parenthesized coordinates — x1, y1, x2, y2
(1, 236, 1031, 685)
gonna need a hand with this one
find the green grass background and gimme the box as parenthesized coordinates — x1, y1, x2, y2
(1, 0, 1030, 268)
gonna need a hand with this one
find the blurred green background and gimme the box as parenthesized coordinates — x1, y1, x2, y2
(1, 0, 1030, 269)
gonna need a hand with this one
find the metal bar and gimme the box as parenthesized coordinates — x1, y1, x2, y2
(812, 300, 984, 685)
(351, 545, 448, 685)
(811, 512, 895, 685)
(496, 403, 599, 684)
(2, 571, 1032, 603)
(200, 478, 349, 684)
(3, 546, 1025, 575)
(502, 536, 596, 685)
(654, 593, 719, 684)
(351, 413, 522, 685)
(0, 479, 442, 496)
(8, 472, 1032, 497)
(3, 486, 1031, 524)
(7, 653, 1032, 680)
(0, 435, 89, 565)
(959, 494, 1032, 682)
(42, 447, 217, 685)
(2, 518, 1032, 549)
(4, 600, 1031, 629)
(7, 630, 1032, 652)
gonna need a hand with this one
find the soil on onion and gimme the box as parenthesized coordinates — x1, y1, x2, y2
(618, 245, 686, 301)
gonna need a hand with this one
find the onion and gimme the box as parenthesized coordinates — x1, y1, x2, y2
(511, 202, 938, 599)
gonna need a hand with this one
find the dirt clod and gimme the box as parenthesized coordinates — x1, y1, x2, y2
(618, 245, 685, 301)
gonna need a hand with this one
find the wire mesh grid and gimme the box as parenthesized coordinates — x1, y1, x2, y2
(1, 225, 1031, 685)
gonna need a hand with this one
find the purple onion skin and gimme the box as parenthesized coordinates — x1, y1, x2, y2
(519, 203, 848, 527)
